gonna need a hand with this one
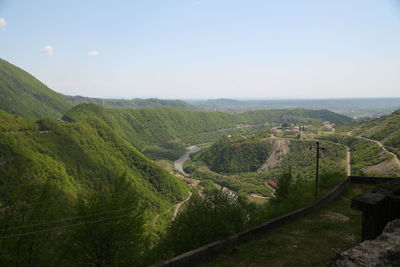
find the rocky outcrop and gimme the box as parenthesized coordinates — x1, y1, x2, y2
(328, 219, 400, 266)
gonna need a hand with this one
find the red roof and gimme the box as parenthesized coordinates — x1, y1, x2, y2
(267, 180, 278, 188)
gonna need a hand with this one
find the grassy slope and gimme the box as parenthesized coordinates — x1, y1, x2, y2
(352, 109, 400, 157)
(0, 58, 72, 119)
(206, 183, 375, 267)
(320, 134, 399, 176)
(0, 110, 188, 216)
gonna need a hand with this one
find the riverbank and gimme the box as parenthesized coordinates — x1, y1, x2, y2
(174, 145, 201, 175)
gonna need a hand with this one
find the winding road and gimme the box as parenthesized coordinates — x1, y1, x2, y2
(172, 192, 192, 219)
(355, 135, 400, 168)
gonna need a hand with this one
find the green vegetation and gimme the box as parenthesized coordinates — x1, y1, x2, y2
(195, 136, 274, 173)
(159, 190, 257, 257)
(64, 103, 353, 160)
(67, 95, 198, 110)
(0, 109, 189, 265)
(319, 134, 397, 176)
(154, 170, 346, 263)
(352, 109, 400, 157)
(185, 134, 347, 197)
(268, 139, 347, 179)
(0, 58, 199, 120)
(206, 184, 375, 267)
(186, 167, 274, 197)
(63, 176, 148, 266)
(0, 58, 72, 119)
(1, 57, 399, 266)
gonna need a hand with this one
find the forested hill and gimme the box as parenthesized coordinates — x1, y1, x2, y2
(0, 58, 196, 120)
(67, 95, 198, 110)
(0, 109, 188, 211)
(352, 109, 400, 157)
(0, 108, 191, 265)
(63, 104, 353, 159)
(0, 58, 72, 119)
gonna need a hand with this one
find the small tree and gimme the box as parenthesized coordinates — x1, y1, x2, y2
(63, 175, 147, 266)
(274, 170, 293, 202)
(161, 189, 254, 256)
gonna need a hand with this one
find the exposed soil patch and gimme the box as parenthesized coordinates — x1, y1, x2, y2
(323, 211, 349, 223)
(249, 193, 268, 199)
(257, 139, 290, 172)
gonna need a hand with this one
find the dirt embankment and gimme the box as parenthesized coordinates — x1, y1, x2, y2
(257, 139, 290, 172)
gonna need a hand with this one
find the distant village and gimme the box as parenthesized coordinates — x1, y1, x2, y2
(270, 121, 336, 138)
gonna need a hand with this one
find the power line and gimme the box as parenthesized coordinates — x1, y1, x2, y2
(0, 196, 133, 213)
(0, 207, 133, 232)
(0, 176, 124, 190)
(0, 213, 130, 240)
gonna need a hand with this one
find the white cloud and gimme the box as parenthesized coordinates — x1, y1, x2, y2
(41, 45, 54, 55)
(88, 50, 100, 56)
(0, 18, 6, 31)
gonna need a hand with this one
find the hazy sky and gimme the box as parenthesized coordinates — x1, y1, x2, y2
(1, 0, 400, 99)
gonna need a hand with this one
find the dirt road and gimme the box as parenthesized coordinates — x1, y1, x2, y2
(351, 134, 400, 168)
(172, 191, 192, 219)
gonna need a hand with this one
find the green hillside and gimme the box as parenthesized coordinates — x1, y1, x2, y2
(352, 109, 400, 157)
(0, 109, 188, 205)
(188, 135, 347, 184)
(0, 58, 197, 120)
(196, 137, 274, 173)
(0, 58, 72, 119)
(63, 104, 353, 160)
(67, 95, 198, 110)
(0, 109, 190, 265)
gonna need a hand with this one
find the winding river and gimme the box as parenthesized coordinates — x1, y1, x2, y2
(174, 145, 236, 197)
(173, 145, 201, 175)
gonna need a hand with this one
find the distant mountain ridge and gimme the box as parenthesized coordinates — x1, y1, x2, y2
(188, 98, 400, 117)
(67, 95, 198, 111)
(0, 58, 197, 119)
(0, 58, 72, 119)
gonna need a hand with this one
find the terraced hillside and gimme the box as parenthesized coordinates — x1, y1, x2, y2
(352, 109, 400, 157)
(320, 134, 400, 177)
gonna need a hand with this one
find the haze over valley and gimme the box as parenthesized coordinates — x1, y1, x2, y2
(1, 1, 400, 266)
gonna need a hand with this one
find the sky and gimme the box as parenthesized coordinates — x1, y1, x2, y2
(1, 0, 400, 99)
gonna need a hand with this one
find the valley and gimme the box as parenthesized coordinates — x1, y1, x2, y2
(0, 58, 399, 266)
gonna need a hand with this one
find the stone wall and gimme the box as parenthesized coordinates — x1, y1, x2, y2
(151, 177, 399, 267)
(151, 178, 351, 267)
(328, 219, 400, 267)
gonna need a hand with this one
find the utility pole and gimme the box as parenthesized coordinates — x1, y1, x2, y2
(310, 141, 325, 200)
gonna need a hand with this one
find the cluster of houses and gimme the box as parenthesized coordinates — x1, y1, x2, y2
(322, 121, 335, 132)
(270, 121, 336, 136)
(271, 123, 309, 137)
